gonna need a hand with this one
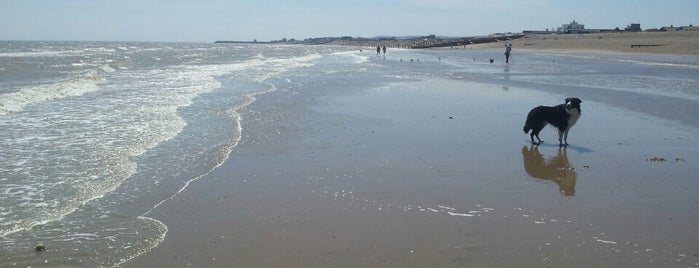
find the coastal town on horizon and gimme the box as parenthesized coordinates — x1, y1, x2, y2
(216, 20, 699, 49)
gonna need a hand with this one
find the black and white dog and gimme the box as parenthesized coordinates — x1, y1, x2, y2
(523, 97, 582, 146)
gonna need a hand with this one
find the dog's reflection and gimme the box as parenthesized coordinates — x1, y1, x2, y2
(521, 145, 577, 196)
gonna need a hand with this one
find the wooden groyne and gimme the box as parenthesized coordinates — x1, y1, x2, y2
(408, 35, 525, 49)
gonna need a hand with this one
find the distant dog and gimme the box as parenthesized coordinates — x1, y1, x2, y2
(523, 97, 582, 146)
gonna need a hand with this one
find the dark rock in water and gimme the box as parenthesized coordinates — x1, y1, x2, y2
(35, 243, 46, 251)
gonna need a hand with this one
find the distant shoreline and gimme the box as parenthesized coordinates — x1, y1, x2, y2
(216, 34, 526, 49)
(459, 31, 699, 56)
(321, 35, 525, 49)
(216, 31, 699, 56)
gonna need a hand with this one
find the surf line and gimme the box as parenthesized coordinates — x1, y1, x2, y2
(142, 49, 316, 217)
(115, 83, 278, 268)
(110, 216, 168, 268)
(141, 84, 278, 217)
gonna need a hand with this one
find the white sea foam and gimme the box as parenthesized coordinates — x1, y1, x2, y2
(596, 239, 618, 245)
(83, 47, 117, 54)
(99, 64, 116, 73)
(109, 216, 168, 268)
(0, 72, 105, 115)
(448, 212, 475, 217)
(334, 50, 370, 64)
(0, 63, 225, 236)
(0, 49, 83, 58)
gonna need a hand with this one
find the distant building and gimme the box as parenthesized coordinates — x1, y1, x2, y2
(625, 23, 642, 32)
(558, 20, 589, 33)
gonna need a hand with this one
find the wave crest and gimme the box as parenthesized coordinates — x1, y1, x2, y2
(0, 72, 106, 115)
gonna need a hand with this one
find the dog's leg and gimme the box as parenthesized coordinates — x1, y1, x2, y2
(557, 129, 565, 146)
(531, 130, 543, 144)
(531, 133, 541, 144)
(563, 128, 570, 146)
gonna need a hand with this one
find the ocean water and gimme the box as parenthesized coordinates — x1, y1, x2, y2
(0, 42, 356, 267)
(1, 41, 698, 267)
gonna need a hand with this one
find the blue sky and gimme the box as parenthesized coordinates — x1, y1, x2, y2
(1, 0, 696, 42)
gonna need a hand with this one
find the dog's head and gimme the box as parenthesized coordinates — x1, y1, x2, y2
(564, 97, 582, 111)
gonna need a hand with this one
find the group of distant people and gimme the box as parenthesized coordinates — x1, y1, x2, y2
(376, 46, 386, 55)
(366, 43, 512, 63)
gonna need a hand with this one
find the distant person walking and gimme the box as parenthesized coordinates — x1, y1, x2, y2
(504, 43, 512, 63)
(377, 46, 381, 55)
(382, 46, 386, 55)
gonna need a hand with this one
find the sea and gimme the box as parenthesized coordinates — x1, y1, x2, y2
(1, 41, 698, 267)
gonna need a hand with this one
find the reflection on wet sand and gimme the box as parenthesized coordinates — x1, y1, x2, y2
(521, 145, 577, 196)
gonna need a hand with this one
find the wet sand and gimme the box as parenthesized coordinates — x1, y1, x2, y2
(126, 78, 699, 267)
(470, 31, 699, 55)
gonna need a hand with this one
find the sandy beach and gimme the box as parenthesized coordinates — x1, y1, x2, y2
(125, 64, 699, 268)
(3, 3, 699, 267)
(470, 31, 699, 55)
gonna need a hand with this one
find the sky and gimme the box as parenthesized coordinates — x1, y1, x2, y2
(1, 0, 697, 42)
